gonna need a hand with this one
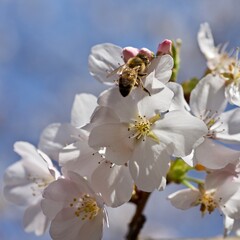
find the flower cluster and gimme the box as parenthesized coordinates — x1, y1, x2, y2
(3, 23, 240, 239)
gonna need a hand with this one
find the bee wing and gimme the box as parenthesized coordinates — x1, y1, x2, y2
(106, 64, 126, 78)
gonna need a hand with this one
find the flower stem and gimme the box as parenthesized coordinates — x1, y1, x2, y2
(126, 190, 151, 240)
(184, 176, 204, 185)
(181, 179, 197, 190)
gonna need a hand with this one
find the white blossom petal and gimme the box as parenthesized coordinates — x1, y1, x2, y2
(194, 139, 240, 169)
(137, 75, 174, 115)
(71, 93, 97, 128)
(181, 150, 194, 167)
(190, 74, 227, 117)
(197, 22, 218, 60)
(76, 210, 104, 240)
(167, 82, 190, 112)
(154, 111, 207, 157)
(38, 123, 87, 161)
(4, 182, 39, 206)
(66, 171, 97, 198)
(4, 161, 29, 188)
(168, 188, 199, 210)
(98, 87, 138, 122)
(215, 108, 240, 143)
(216, 179, 240, 219)
(224, 216, 234, 237)
(147, 54, 173, 83)
(14, 142, 51, 177)
(43, 178, 79, 202)
(50, 207, 104, 240)
(59, 141, 101, 179)
(88, 43, 123, 85)
(92, 162, 133, 207)
(90, 106, 120, 125)
(23, 201, 49, 236)
(129, 140, 170, 192)
(41, 198, 63, 220)
(225, 82, 240, 107)
(89, 123, 133, 165)
(50, 207, 86, 240)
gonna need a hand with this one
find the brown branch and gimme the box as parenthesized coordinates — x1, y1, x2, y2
(126, 190, 151, 240)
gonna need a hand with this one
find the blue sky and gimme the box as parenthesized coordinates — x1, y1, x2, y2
(1, 0, 240, 239)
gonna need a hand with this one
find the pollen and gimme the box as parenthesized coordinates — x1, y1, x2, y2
(69, 194, 100, 221)
(128, 114, 160, 143)
(222, 48, 240, 86)
(197, 189, 218, 216)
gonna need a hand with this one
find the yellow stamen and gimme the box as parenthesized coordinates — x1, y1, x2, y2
(69, 194, 100, 221)
(128, 114, 160, 143)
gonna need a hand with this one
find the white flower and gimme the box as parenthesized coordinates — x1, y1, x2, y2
(198, 23, 240, 106)
(168, 158, 240, 220)
(38, 93, 97, 161)
(198, 22, 233, 74)
(42, 171, 108, 240)
(3, 141, 60, 235)
(89, 77, 207, 192)
(188, 74, 240, 168)
(88, 43, 173, 85)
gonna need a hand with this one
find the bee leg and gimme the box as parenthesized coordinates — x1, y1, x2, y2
(138, 72, 147, 77)
(138, 77, 151, 96)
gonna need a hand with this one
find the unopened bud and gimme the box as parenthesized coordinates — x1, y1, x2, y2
(157, 39, 172, 56)
(122, 47, 139, 62)
(139, 48, 154, 60)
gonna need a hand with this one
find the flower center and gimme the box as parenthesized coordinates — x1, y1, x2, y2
(195, 187, 218, 216)
(128, 114, 160, 143)
(199, 191, 218, 215)
(28, 174, 55, 197)
(199, 110, 225, 138)
(221, 49, 240, 86)
(69, 194, 100, 221)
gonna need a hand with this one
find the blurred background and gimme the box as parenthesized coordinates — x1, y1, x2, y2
(0, 0, 240, 239)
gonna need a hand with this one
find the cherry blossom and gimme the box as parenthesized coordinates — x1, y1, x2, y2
(198, 22, 234, 75)
(187, 74, 240, 168)
(3, 141, 60, 235)
(198, 23, 240, 106)
(42, 171, 108, 240)
(168, 156, 240, 221)
(4, 23, 240, 240)
(89, 75, 207, 191)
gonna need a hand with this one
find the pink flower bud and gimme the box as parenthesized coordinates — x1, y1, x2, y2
(157, 39, 172, 55)
(139, 48, 154, 60)
(122, 47, 139, 62)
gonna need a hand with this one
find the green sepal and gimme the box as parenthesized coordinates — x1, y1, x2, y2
(167, 158, 193, 184)
(170, 39, 181, 82)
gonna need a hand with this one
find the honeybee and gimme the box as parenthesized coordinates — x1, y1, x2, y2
(108, 53, 151, 97)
